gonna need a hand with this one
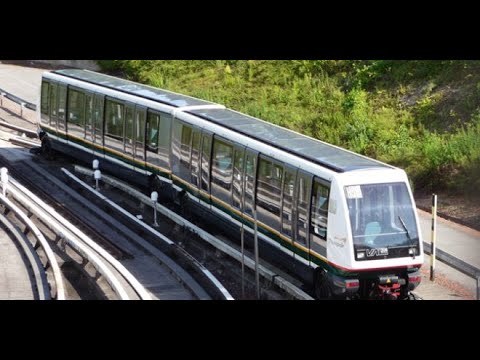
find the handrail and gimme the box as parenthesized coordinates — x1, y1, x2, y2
(9, 176, 151, 300)
(7, 183, 130, 300)
(0, 193, 65, 300)
(0, 87, 37, 111)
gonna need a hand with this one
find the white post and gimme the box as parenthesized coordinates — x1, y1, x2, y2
(430, 194, 437, 282)
(1, 168, 8, 197)
(92, 159, 99, 170)
(94, 170, 101, 191)
(151, 191, 159, 227)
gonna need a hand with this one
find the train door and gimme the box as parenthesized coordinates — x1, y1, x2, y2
(281, 166, 297, 242)
(124, 103, 135, 157)
(231, 145, 246, 218)
(134, 106, 146, 163)
(199, 132, 213, 202)
(57, 84, 67, 137)
(92, 93, 104, 157)
(294, 171, 312, 261)
(243, 149, 258, 219)
(190, 129, 202, 197)
(49, 82, 58, 134)
(309, 177, 330, 259)
(84, 91, 94, 142)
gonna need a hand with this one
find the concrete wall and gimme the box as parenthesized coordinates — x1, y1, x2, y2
(35, 60, 100, 71)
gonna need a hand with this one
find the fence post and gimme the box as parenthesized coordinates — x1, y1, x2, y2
(430, 194, 437, 282)
(477, 276, 479, 300)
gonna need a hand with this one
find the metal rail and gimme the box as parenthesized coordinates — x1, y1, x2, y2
(7, 176, 151, 300)
(0, 192, 65, 300)
(0, 88, 37, 114)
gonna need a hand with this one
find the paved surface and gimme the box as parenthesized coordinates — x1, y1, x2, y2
(0, 219, 36, 300)
(0, 62, 48, 104)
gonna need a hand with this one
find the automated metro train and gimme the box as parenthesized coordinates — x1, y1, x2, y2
(37, 69, 424, 299)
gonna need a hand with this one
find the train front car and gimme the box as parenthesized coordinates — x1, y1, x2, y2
(325, 168, 424, 300)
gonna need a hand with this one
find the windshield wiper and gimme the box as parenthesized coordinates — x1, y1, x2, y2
(398, 216, 416, 259)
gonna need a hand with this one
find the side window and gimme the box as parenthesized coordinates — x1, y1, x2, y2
(146, 111, 160, 152)
(105, 99, 124, 139)
(256, 156, 283, 232)
(135, 109, 145, 151)
(125, 106, 134, 145)
(311, 179, 330, 240)
(40, 81, 50, 119)
(57, 84, 67, 132)
(296, 174, 312, 247)
(49, 82, 58, 119)
(232, 149, 245, 210)
(191, 132, 201, 187)
(211, 138, 233, 204)
(93, 95, 104, 142)
(201, 135, 211, 192)
(180, 125, 192, 169)
(85, 94, 93, 139)
(244, 152, 256, 217)
(67, 88, 85, 139)
(104, 99, 124, 153)
(282, 170, 296, 237)
(158, 113, 172, 167)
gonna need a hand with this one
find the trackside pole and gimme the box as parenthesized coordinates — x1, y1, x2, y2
(477, 276, 479, 300)
(254, 204, 260, 299)
(151, 191, 159, 227)
(1, 167, 8, 196)
(430, 194, 437, 282)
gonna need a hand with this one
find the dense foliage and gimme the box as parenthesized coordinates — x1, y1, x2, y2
(98, 60, 480, 196)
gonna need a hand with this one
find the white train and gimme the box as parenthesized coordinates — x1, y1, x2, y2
(37, 69, 424, 299)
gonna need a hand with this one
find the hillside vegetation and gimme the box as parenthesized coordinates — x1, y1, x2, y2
(98, 60, 480, 197)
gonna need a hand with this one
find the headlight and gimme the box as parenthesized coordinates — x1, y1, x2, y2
(357, 251, 365, 259)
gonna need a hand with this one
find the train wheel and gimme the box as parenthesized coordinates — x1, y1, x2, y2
(41, 137, 55, 160)
(314, 269, 332, 299)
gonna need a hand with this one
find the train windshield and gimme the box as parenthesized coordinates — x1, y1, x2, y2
(345, 182, 420, 260)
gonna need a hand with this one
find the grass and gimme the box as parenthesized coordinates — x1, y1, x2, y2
(98, 60, 480, 197)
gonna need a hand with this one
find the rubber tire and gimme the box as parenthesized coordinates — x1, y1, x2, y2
(314, 269, 332, 300)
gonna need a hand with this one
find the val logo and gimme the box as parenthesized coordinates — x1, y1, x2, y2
(366, 248, 388, 257)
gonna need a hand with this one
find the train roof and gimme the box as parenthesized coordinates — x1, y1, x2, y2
(52, 69, 393, 173)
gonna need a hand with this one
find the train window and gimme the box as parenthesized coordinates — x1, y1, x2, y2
(311, 179, 330, 241)
(67, 88, 86, 139)
(256, 156, 282, 232)
(282, 170, 296, 237)
(85, 94, 93, 140)
(57, 85, 67, 132)
(105, 99, 124, 153)
(125, 106, 134, 143)
(40, 81, 50, 119)
(296, 174, 312, 247)
(244, 152, 256, 217)
(232, 149, 245, 210)
(158, 113, 172, 167)
(201, 135, 211, 193)
(105, 99, 124, 139)
(180, 125, 192, 170)
(49, 83, 58, 122)
(191, 132, 201, 187)
(146, 112, 160, 152)
(93, 95, 104, 143)
(135, 109, 145, 147)
(211, 139, 233, 205)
